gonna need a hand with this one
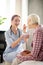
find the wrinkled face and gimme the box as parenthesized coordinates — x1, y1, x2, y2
(11, 16, 20, 28)
(27, 17, 33, 29)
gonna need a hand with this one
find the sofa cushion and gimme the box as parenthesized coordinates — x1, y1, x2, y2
(19, 61, 43, 65)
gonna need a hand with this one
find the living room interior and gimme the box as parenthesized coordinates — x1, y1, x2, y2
(0, 0, 43, 65)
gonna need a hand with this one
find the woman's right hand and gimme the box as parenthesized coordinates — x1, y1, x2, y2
(20, 50, 31, 56)
(20, 33, 29, 40)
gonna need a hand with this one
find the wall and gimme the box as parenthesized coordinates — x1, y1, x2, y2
(15, 0, 22, 16)
(28, 0, 43, 24)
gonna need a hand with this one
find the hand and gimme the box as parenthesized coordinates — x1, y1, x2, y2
(23, 24, 27, 33)
(23, 33, 29, 38)
(20, 33, 29, 41)
(20, 50, 31, 56)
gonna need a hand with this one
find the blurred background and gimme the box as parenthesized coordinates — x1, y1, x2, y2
(0, 0, 43, 31)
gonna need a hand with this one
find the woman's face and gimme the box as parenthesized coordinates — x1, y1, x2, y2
(11, 16, 20, 28)
(27, 18, 33, 29)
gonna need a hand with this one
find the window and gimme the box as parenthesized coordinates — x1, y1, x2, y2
(21, 0, 28, 29)
(0, 0, 16, 31)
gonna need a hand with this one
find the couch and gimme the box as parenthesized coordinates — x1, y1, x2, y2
(19, 61, 43, 65)
(0, 31, 6, 63)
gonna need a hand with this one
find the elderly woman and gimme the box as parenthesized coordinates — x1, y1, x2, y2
(12, 14, 43, 65)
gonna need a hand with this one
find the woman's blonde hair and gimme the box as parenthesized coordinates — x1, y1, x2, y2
(28, 13, 40, 25)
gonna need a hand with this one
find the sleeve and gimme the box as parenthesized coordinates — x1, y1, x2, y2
(31, 30, 42, 59)
(19, 29, 25, 43)
(5, 31, 14, 47)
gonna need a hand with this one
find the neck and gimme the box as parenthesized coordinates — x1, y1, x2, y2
(33, 24, 39, 29)
(11, 26, 18, 34)
(35, 25, 39, 29)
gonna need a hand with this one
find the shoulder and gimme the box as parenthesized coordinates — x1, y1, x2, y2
(5, 29, 11, 36)
(33, 26, 43, 37)
(35, 26, 43, 34)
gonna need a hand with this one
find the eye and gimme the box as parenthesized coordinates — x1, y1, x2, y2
(15, 19, 17, 22)
(15, 19, 20, 22)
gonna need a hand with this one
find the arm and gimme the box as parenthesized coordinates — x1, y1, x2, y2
(31, 30, 42, 59)
(11, 35, 23, 48)
(10, 34, 29, 48)
(5, 31, 23, 48)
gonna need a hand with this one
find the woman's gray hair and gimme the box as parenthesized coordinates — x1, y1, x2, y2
(28, 13, 40, 25)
